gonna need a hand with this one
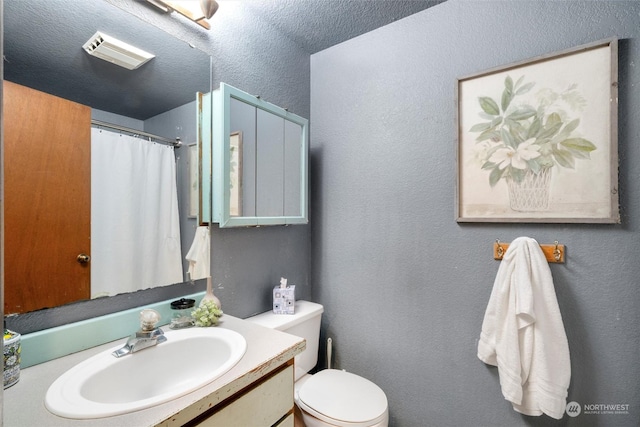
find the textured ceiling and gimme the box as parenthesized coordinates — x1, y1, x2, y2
(244, 0, 446, 54)
(3, 0, 446, 120)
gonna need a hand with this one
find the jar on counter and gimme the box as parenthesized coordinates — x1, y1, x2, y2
(170, 298, 195, 329)
(4, 329, 21, 389)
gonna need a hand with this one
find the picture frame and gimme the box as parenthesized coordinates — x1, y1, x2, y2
(188, 143, 198, 218)
(229, 131, 243, 216)
(456, 38, 619, 223)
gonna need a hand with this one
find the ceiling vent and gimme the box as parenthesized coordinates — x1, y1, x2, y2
(82, 32, 155, 70)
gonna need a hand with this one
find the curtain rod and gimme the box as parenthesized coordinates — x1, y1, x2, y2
(91, 119, 182, 147)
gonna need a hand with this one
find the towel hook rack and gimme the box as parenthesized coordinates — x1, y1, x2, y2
(494, 239, 565, 263)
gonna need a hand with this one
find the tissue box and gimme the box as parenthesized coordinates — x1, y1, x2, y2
(4, 329, 21, 389)
(273, 285, 295, 314)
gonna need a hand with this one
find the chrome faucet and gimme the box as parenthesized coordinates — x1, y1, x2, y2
(112, 309, 167, 358)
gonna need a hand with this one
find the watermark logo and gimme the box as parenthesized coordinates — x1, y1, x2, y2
(583, 403, 630, 415)
(566, 400, 630, 417)
(566, 401, 581, 417)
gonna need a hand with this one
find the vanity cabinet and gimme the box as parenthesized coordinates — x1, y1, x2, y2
(4, 313, 304, 427)
(199, 83, 308, 227)
(186, 362, 294, 427)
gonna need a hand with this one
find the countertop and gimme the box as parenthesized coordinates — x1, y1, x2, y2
(4, 314, 305, 427)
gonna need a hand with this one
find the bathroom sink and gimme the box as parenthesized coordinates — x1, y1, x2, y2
(45, 326, 247, 419)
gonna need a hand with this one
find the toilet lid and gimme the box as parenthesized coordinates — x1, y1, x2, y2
(298, 369, 388, 425)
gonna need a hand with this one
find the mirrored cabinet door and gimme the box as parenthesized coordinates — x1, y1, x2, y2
(197, 91, 213, 225)
(256, 107, 285, 217)
(283, 119, 303, 217)
(230, 97, 257, 217)
(208, 83, 308, 228)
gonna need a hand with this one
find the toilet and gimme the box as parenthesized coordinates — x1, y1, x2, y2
(246, 301, 389, 427)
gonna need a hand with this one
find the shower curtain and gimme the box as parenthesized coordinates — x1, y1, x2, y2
(91, 128, 183, 298)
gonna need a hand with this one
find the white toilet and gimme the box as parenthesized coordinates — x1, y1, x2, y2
(246, 300, 389, 427)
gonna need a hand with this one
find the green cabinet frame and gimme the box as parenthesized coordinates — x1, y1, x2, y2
(200, 83, 308, 227)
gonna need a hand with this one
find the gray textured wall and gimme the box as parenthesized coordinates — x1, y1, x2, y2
(310, 1, 640, 426)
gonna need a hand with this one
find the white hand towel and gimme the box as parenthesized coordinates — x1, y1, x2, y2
(185, 226, 210, 280)
(478, 237, 571, 419)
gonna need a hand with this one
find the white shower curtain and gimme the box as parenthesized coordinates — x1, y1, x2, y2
(91, 128, 183, 298)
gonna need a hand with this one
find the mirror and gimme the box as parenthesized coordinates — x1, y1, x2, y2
(3, 0, 211, 314)
(206, 83, 309, 227)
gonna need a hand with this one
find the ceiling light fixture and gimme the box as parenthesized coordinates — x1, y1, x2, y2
(82, 32, 155, 70)
(145, 0, 219, 30)
(200, 0, 219, 19)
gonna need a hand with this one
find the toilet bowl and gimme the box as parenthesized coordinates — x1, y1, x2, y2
(295, 370, 388, 427)
(246, 301, 388, 427)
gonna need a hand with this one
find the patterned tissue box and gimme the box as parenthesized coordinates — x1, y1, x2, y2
(273, 284, 295, 315)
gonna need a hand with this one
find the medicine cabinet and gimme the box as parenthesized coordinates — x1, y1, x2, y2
(199, 83, 308, 227)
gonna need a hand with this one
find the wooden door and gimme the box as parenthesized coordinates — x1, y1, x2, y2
(4, 81, 91, 314)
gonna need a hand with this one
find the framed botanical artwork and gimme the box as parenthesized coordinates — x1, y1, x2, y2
(229, 131, 243, 216)
(188, 143, 198, 218)
(456, 38, 619, 223)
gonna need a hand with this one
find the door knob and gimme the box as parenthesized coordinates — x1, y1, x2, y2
(77, 254, 91, 264)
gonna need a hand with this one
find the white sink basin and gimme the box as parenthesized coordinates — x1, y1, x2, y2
(45, 326, 247, 419)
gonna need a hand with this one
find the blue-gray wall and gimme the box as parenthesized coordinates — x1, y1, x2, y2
(310, 1, 640, 426)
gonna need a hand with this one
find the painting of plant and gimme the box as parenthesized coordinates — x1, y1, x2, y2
(469, 75, 597, 211)
(456, 39, 619, 223)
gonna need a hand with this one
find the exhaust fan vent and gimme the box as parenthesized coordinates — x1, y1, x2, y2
(82, 32, 155, 70)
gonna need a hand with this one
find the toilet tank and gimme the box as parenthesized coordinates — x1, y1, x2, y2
(245, 300, 323, 380)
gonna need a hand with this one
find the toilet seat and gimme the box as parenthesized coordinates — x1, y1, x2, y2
(297, 369, 388, 427)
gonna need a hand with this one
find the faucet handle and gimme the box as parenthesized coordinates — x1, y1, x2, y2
(139, 309, 161, 331)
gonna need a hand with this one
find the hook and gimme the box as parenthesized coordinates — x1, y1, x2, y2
(553, 240, 562, 262)
(496, 239, 505, 259)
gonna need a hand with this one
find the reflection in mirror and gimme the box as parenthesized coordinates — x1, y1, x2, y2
(229, 131, 243, 216)
(3, 0, 211, 315)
